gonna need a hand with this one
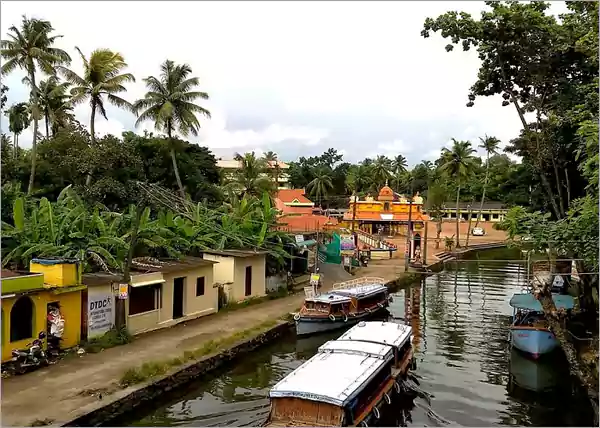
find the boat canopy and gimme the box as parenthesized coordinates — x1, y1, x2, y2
(509, 293, 575, 311)
(337, 321, 412, 349)
(318, 339, 393, 360)
(305, 293, 351, 304)
(269, 347, 391, 407)
(330, 283, 387, 299)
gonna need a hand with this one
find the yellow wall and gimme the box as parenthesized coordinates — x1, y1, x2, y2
(1, 289, 82, 363)
(29, 261, 80, 287)
(349, 201, 423, 216)
(232, 255, 267, 302)
(125, 265, 217, 335)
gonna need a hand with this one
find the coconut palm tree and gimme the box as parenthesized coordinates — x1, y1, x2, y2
(474, 135, 501, 228)
(134, 60, 211, 198)
(60, 48, 135, 146)
(439, 139, 476, 248)
(307, 167, 333, 206)
(393, 154, 408, 174)
(372, 155, 393, 188)
(263, 151, 280, 187)
(1, 16, 71, 194)
(347, 164, 372, 195)
(5, 102, 30, 158)
(227, 152, 273, 198)
(36, 76, 72, 138)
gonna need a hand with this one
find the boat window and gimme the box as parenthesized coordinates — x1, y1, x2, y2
(352, 363, 393, 417)
(331, 303, 340, 313)
(305, 301, 314, 309)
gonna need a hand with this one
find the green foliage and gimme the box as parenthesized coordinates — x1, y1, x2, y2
(118, 319, 278, 387)
(82, 326, 133, 353)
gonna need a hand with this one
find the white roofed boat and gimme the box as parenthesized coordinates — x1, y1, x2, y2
(265, 321, 415, 427)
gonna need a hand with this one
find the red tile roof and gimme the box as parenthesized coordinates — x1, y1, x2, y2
(277, 215, 338, 232)
(275, 189, 313, 205)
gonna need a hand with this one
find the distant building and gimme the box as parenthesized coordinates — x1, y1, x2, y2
(341, 184, 429, 236)
(217, 158, 291, 189)
(425, 201, 508, 222)
(274, 189, 338, 233)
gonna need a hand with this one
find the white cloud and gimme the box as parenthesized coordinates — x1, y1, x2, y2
(377, 139, 412, 157)
(0, 1, 564, 162)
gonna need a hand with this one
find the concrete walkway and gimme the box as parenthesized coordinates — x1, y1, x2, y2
(1, 265, 406, 427)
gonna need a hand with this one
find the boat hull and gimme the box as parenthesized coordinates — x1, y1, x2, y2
(510, 327, 558, 358)
(295, 307, 388, 336)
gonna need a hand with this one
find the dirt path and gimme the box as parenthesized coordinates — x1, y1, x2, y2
(1, 266, 405, 427)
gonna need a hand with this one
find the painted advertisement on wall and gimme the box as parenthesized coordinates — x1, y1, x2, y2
(87, 294, 115, 338)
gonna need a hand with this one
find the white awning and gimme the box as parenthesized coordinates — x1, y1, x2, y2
(130, 279, 166, 288)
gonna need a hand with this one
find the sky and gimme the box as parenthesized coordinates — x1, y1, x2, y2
(0, 1, 566, 166)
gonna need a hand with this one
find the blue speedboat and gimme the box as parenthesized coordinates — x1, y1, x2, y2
(508, 293, 575, 359)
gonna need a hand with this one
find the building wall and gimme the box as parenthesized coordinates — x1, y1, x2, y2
(125, 265, 217, 335)
(231, 255, 267, 302)
(29, 261, 81, 287)
(1, 289, 82, 363)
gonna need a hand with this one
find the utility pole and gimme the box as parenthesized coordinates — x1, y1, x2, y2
(404, 184, 414, 273)
(115, 203, 144, 330)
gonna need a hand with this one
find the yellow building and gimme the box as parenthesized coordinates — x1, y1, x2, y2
(201, 250, 267, 303)
(341, 185, 429, 236)
(1, 259, 85, 363)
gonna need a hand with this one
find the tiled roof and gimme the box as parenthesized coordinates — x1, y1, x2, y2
(275, 189, 313, 204)
(277, 215, 338, 232)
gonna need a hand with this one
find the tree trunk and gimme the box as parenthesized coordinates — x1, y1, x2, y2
(85, 102, 97, 187)
(27, 70, 38, 195)
(455, 181, 461, 248)
(13, 132, 17, 159)
(475, 153, 490, 228)
(533, 275, 599, 424)
(564, 168, 571, 207)
(551, 157, 566, 218)
(168, 126, 185, 199)
(435, 220, 442, 249)
(465, 199, 475, 248)
(45, 110, 50, 139)
(116, 204, 144, 330)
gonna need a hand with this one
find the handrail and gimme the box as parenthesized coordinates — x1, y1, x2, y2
(332, 276, 386, 289)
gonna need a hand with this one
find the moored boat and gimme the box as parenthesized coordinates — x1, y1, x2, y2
(265, 321, 414, 427)
(294, 277, 390, 336)
(509, 293, 575, 359)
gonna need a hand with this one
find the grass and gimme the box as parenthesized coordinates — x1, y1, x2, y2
(82, 327, 133, 353)
(218, 287, 290, 314)
(119, 319, 279, 388)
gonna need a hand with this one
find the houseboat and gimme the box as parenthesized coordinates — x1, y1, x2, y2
(293, 277, 390, 336)
(265, 321, 414, 427)
(509, 293, 575, 359)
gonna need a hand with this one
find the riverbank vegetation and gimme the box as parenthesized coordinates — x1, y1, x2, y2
(421, 0, 599, 419)
(119, 319, 278, 387)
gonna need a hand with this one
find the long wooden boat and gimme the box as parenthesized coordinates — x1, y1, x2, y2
(265, 321, 414, 427)
(509, 293, 574, 359)
(294, 277, 391, 336)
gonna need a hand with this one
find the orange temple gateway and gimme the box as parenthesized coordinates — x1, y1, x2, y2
(341, 184, 429, 237)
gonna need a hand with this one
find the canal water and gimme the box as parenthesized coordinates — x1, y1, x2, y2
(119, 250, 593, 427)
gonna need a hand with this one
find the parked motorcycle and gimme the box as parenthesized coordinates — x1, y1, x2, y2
(11, 332, 49, 374)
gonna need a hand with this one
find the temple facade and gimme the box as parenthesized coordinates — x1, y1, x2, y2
(341, 184, 429, 236)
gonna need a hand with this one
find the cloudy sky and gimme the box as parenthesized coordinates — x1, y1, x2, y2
(0, 1, 565, 165)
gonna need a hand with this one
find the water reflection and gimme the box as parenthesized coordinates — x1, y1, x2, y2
(120, 249, 593, 427)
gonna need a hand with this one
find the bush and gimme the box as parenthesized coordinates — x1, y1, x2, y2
(82, 327, 133, 353)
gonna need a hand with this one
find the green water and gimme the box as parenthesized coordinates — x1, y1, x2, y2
(117, 249, 594, 427)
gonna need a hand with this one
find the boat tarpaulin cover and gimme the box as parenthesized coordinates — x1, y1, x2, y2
(509, 293, 575, 311)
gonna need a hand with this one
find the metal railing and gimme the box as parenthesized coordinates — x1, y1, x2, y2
(332, 276, 386, 289)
